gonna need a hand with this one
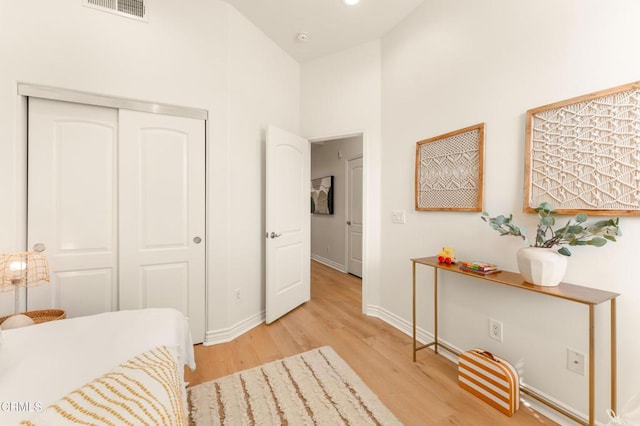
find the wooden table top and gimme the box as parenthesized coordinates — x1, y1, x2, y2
(412, 256, 619, 305)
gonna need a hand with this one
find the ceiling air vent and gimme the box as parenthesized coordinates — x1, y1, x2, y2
(83, 0, 147, 22)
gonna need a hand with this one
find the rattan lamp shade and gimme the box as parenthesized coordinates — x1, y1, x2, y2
(0, 252, 50, 315)
(0, 252, 50, 289)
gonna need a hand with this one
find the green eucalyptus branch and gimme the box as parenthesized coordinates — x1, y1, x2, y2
(480, 213, 529, 245)
(481, 203, 621, 256)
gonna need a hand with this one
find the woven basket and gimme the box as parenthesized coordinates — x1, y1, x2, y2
(0, 309, 66, 326)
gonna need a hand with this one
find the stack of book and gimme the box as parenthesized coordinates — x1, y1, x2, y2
(458, 261, 500, 275)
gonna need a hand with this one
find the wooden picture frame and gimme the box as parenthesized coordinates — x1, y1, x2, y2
(524, 81, 640, 216)
(415, 123, 485, 212)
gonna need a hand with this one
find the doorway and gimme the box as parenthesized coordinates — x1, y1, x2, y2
(310, 134, 363, 278)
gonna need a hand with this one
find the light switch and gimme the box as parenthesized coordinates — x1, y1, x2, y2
(391, 210, 406, 224)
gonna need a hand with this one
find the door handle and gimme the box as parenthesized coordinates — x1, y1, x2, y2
(347, 221, 351, 225)
(33, 243, 46, 253)
(193, 236, 202, 244)
(270, 232, 282, 239)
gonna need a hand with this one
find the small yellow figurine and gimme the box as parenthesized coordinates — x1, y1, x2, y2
(438, 247, 456, 264)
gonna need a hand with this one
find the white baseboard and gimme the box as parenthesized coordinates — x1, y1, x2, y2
(203, 311, 264, 346)
(310, 254, 346, 272)
(366, 304, 587, 426)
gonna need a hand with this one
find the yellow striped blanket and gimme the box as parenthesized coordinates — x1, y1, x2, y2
(20, 346, 188, 425)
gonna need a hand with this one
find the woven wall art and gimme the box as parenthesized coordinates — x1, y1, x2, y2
(525, 81, 640, 215)
(415, 123, 484, 211)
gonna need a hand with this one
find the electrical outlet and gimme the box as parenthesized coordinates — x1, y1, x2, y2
(489, 318, 503, 342)
(567, 348, 585, 375)
(234, 288, 241, 303)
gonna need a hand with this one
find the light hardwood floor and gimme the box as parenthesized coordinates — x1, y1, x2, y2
(185, 261, 557, 425)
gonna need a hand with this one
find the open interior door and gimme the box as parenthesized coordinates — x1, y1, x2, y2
(347, 156, 363, 278)
(265, 125, 310, 324)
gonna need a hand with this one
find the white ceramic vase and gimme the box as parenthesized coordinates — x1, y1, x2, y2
(516, 247, 568, 287)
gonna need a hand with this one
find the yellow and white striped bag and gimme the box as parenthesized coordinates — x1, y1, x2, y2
(458, 348, 520, 416)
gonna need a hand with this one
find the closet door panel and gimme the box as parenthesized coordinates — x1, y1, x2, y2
(139, 131, 189, 248)
(118, 110, 206, 343)
(140, 263, 189, 313)
(57, 269, 114, 317)
(27, 98, 118, 316)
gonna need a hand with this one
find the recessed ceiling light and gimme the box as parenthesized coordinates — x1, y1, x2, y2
(343, 0, 360, 5)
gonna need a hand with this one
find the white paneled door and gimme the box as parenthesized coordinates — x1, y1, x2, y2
(265, 125, 310, 324)
(27, 99, 206, 342)
(347, 156, 363, 278)
(27, 98, 119, 318)
(118, 110, 205, 341)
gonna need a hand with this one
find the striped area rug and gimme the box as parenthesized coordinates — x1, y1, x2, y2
(188, 346, 402, 425)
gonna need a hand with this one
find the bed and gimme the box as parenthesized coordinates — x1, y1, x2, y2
(0, 308, 195, 425)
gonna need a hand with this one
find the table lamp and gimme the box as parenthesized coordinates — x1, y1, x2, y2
(0, 251, 50, 315)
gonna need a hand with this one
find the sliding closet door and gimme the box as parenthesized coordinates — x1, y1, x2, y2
(27, 98, 119, 317)
(118, 110, 206, 342)
(28, 99, 206, 342)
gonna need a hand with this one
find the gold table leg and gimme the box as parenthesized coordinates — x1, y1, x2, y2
(589, 304, 594, 426)
(412, 261, 416, 362)
(434, 268, 438, 354)
(611, 298, 617, 415)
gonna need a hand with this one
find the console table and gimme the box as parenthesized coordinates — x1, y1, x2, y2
(411, 256, 619, 426)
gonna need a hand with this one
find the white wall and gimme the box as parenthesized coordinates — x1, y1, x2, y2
(224, 7, 300, 331)
(0, 0, 300, 340)
(380, 0, 640, 422)
(311, 136, 363, 270)
(301, 41, 382, 310)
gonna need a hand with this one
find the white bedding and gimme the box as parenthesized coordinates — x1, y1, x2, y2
(0, 308, 195, 424)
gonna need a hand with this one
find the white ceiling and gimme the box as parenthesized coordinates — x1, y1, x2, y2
(220, 0, 426, 63)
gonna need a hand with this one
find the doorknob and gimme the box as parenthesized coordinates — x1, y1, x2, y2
(193, 236, 202, 244)
(33, 243, 46, 253)
(270, 232, 282, 239)
(347, 221, 351, 225)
